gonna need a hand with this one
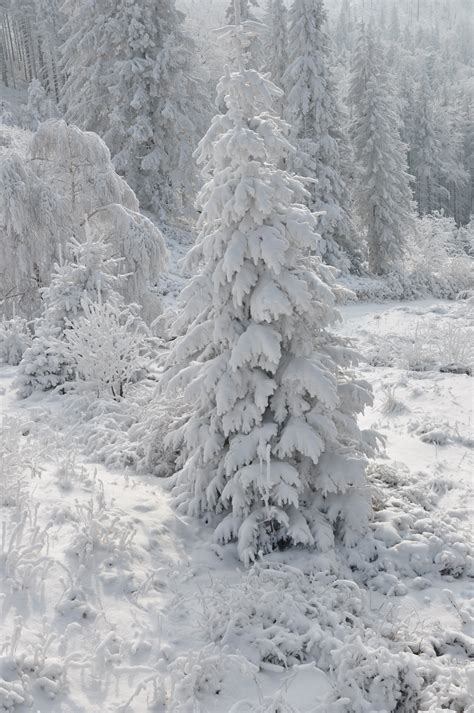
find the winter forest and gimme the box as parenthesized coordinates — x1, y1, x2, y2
(0, 0, 473, 710)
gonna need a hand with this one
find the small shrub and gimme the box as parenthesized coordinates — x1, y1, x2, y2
(61, 298, 150, 399)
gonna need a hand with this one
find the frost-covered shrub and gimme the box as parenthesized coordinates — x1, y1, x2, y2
(407, 213, 473, 296)
(0, 120, 166, 320)
(15, 332, 71, 398)
(153, 645, 256, 713)
(0, 416, 41, 509)
(342, 213, 473, 302)
(159, 17, 374, 565)
(199, 562, 425, 711)
(61, 298, 150, 399)
(0, 315, 31, 365)
(15, 230, 127, 398)
(0, 618, 79, 709)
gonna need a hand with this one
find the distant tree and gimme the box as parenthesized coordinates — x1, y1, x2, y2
(263, 0, 288, 92)
(60, 0, 208, 213)
(25, 78, 56, 129)
(283, 0, 361, 272)
(226, 0, 263, 68)
(349, 24, 413, 274)
(410, 75, 448, 217)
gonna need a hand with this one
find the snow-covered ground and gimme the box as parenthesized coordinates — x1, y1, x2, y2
(1, 297, 473, 712)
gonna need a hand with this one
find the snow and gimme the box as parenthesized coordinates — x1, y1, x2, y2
(1, 296, 472, 712)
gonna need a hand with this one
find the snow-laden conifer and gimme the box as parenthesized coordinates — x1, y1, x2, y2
(25, 79, 57, 130)
(349, 23, 413, 275)
(263, 0, 288, 93)
(60, 0, 207, 213)
(159, 4, 374, 565)
(226, 0, 263, 69)
(283, 0, 360, 273)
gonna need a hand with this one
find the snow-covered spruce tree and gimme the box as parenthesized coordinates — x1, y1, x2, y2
(226, 0, 263, 70)
(60, 0, 115, 133)
(349, 23, 413, 275)
(60, 0, 207, 214)
(263, 0, 288, 93)
(0, 314, 32, 366)
(410, 74, 448, 217)
(283, 0, 361, 273)
(25, 78, 57, 130)
(160, 7, 374, 565)
(15, 227, 125, 397)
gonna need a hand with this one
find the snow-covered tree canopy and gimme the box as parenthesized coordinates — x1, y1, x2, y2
(0, 120, 167, 320)
(349, 23, 414, 275)
(60, 0, 209, 214)
(159, 8, 375, 565)
(283, 0, 361, 273)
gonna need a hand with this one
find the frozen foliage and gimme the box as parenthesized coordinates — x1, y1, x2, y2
(226, 0, 264, 69)
(0, 295, 473, 712)
(263, 0, 288, 93)
(0, 120, 166, 320)
(198, 561, 471, 712)
(60, 0, 208, 213)
(61, 298, 150, 400)
(24, 78, 57, 131)
(159, 13, 374, 565)
(349, 23, 414, 275)
(0, 618, 75, 710)
(15, 229, 131, 398)
(283, 0, 360, 273)
(343, 215, 473, 303)
(0, 315, 31, 366)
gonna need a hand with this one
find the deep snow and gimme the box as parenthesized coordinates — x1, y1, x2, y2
(1, 296, 473, 712)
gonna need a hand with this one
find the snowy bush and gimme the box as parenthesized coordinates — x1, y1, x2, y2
(158, 16, 374, 565)
(199, 562, 427, 711)
(0, 315, 31, 365)
(15, 230, 129, 398)
(0, 617, 87, 709)
(343, 214, 474, 303)
(61, 298, 150, 399)
(0, 416, 42, 509)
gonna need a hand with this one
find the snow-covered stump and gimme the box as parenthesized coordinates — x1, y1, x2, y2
(158, 8, 376, 565)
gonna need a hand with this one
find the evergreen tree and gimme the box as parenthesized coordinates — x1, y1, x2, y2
(226, 0, 263, 69)
(437, 98, 469, 224)
(160, 5, 374, 565)
(283, 0, 360, 272)
(60, 0, 207, 213)
(410, 74, 448, 216)
(25, 78, 56, 130)
(263, 0, 288, 92)
(349, 23, 413, 274)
